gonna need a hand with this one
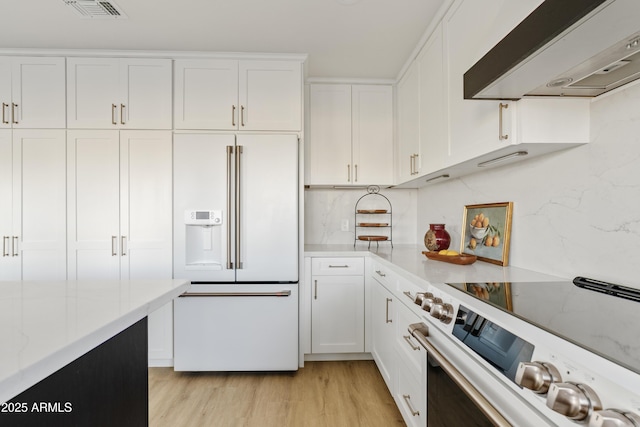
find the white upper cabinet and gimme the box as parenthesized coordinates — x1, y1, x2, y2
(395, 61, 420, 183)
(308, 83, 393, 186)
(67, 58, 172, 129)
(174, 59, 302, 131)
(0, 57, 66, 129)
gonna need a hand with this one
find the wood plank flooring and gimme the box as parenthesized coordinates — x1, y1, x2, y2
(149, 360, 405, 427)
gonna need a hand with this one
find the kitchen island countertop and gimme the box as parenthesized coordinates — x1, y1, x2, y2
(0, 279, 189, 403)
(304, 244, 565, 286)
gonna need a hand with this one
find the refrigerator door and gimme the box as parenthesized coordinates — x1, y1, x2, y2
(173, 133, 235, 282)
(235, 134, 298, 282)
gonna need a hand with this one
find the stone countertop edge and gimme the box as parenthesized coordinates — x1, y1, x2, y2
(304, 244, 566, 287)
(0, 279, 190, 404)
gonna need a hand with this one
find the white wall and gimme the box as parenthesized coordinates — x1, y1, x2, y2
(417, 82, 640, 289)
(304, 188, 417, 245)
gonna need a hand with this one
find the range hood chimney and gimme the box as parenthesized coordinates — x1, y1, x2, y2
(464, 0, 640, 100)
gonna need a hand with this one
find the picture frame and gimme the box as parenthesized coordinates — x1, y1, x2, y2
(460, 202, 513, 266)
(464, 282, 513, 311)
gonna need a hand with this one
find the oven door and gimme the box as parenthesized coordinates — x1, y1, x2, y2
(409, 323, 511, 427)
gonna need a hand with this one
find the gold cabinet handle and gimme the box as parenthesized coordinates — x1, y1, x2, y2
(403, 335, 420, 351)
(347, 164, 351, 182)
(2, 236, 10, 257)
(354, 164, 358, 182)
(232, 105, 236, 127)
(240, 105, 245, 127)
(226, 145, 233, 269)
(2, 103, 9, 124)
(375, 270, 386, 277)
(121, 236, 127, 256)
(314, 279, 318, 300)
(111, 236, 117, 256)
(111, 104, 117, 125)
(12, 236, 18, 257)
(499, 103, 509, 141)
(120, 104, 126, 125)
(385, 298, 392, 323)
(11, 103, 18, 124)
(402, 394, 420, 417)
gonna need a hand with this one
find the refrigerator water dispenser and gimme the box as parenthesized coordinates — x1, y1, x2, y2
(184, 210, 223, 269)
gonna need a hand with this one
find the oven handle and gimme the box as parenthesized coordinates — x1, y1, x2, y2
(179, 291, 291, 297)
(408, 323, 512, 427)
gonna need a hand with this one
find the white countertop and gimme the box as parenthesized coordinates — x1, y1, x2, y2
(304, 244, 566, 286)
(0, 279, 189, 403)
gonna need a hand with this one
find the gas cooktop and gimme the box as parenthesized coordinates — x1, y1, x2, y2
(445, 277, 640, 374)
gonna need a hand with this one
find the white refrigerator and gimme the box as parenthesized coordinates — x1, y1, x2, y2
(173, 133, 299, 371)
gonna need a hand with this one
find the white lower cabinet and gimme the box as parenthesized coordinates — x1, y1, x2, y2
(371, 276, 396, 389)
(310, 257, 365, 354)
(0, 129, 67, 280)
(66, 129, 173, 364)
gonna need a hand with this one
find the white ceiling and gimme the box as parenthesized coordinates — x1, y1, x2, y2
(1, 0, 446, 79)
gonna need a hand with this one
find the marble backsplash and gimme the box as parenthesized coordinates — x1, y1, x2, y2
(417, 81, 640, 289)
(304, 188, 417, 246)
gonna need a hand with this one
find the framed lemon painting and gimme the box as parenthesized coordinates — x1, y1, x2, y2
(460, 202, 513, 266)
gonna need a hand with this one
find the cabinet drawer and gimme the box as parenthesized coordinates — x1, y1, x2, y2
(395, 302, 424, 376)
(396, 361, 426, 427)
(312, 257, 364, 275)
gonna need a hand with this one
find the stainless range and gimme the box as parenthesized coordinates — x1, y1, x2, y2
(407, 276, 640, 426)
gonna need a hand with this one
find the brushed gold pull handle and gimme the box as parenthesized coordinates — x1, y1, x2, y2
(375, 270, 386, 277)
(402, 395, 420, 417)
(354, 164, 358, 182)
(314, 280, 318, 300)
(226, 145, 233, 269)
(403, 335, 420, 351)
(3, 236, 10, 257)
(347, 164, 351, 182)
(120, 104, 125, 125)
(12, 236, 18, 256)
(11, 103, 18, 124)
(121, 236, 127, 256)
(499, 103, 509, 141)
(232, 105, 236, 127)
(240, 105, 245, 127)
(111, 236, 117, 256)
(385, 298, 392, 323)
(111, 104, 117, 125)
(2, 103, 9, 124)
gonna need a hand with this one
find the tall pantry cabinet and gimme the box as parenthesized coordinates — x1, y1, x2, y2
(0, 56, 66, 281)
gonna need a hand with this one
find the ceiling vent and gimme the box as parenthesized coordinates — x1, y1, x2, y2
(61, 0, 127, 18)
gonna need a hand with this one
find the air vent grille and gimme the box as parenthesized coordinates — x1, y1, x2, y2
(62, 0, 127, 18)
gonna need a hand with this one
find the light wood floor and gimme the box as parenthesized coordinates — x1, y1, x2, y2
(149, 360, 405, 427)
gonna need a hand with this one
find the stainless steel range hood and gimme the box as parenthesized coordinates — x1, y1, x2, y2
(464, 0, 640, 100)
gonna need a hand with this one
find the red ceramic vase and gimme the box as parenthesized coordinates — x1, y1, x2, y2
(424, 224, 451, 251)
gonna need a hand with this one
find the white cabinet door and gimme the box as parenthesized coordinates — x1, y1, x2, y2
(0, 130, 66, 280)
(371, 278, 396, 391)
(238, 60, 302, 131)
(311, 275, 365, 353)
(67, 58, 120, 129)
(308, 84, 352, 185)
(67, 58, 172, 129)
(0, 130, 18, 279)
(119, 59, 172, 129)
(396, 61, 420, 183)
(418, 23, 448, 174)
(0, 57, 66, 129)
(444, 0, 542, 164)
(67, 130, 121, 279)
(174, 59, 239, 130)
(14, 130, 67, 280)
(174, 59, 302, 131)
(352, 85, 393, 186)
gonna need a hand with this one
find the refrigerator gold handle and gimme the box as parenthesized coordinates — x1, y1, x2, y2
(226, 145, 233, 269)
(235, 145, 243, 269)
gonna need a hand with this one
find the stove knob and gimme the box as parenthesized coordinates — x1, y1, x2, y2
(589, 409, 640, 427)
(421, 295, 442, 312)
(546, 382, 602, 421)
(515, 361, 562, 394)
(430, 302, 454, 324)
(414, 292, 431, 306)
